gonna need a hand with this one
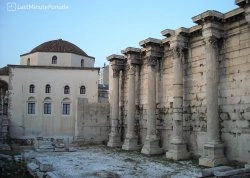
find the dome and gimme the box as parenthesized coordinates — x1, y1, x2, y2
(29, 39, 88, 56)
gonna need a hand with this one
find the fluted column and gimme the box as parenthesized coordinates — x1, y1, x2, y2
(141, 56, 163, 155)
(199, 36, 227, 167)
(166, 46, 190, 160)
(107, 55, 124, 147)
(122, 64, 140, 150)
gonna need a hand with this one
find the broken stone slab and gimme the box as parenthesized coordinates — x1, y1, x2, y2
(54, 147, 66, 152)
(27, 162, 39, 177)
(35, 157, 53, 172)
(36, 170, 46, 178)
(214, 168, 250, 177)
(198, 166, 233, 177)
(46, 172, 60, 178)
(22, 150, 36, 162)
(68, 147, 77, 152)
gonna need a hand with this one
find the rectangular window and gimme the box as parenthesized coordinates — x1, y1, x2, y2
(62, 103, 70, 115)
(44, 103, 51, 114)
(28, 102, 35, 114)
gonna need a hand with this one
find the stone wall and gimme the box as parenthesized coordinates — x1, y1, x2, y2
(75, 98, 110, 144)
(219, 11, 250, 162)
(107, 1, 250, 166)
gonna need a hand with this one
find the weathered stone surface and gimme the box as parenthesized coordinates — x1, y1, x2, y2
(35, 157, 53, 172)
(214, 168, 250, 177)
(198, 166, 233, 177)
(106, 1, 250, 165)
(27, 162, 39, 177)
(46, 172, 60, 178)
(36, 171, 46, 178)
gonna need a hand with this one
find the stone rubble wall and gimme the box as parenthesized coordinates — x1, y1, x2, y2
(75, 98, 110, 144)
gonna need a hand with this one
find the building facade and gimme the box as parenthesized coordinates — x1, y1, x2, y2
(0, 39, 108, 143)
(107, 0, 250, 167)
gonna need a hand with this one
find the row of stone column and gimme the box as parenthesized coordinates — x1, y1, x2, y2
(107, 10, 232, 167)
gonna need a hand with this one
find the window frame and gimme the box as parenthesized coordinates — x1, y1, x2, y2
(44, 103, 52, 115)
(45, 84, 51, 93)
(27, 58, 30, 66)
(64, 85, 70, 94)
(29, 84, 35, 93)
(52, 55, 57, 64)
(62, 103, 70, 115)
(27, 102, 36, 115)
(81, 59, 84, 67)
(80, 85, 86, 94)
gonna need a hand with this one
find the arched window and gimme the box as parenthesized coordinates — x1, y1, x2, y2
(52, 56, 57, 64)
(80, 85, 86, 94)
(29, 84, 35, 93)
(62, 98, 70, 115)
(81, 59, 84, 67)
(64, 85, 70, 94)
(27, 97, 36, 114)
(45, 84, 51, 93)
(43, 97, 52, 115)
(27, 58, 30, 66)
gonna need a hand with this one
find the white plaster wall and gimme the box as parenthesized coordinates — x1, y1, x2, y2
(71, 53, 94, 67)
(21, 52, 94, 67)
(20, 53, 38, 66)
(9, 66, 98, 139)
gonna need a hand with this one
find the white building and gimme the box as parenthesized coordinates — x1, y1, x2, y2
(0, 39, 100, 141)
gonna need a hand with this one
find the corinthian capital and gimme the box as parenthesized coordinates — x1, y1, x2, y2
(112, 65, 120, 78)
(204, 36, 218, 49)
(147, 56, 158, 66)
(128, 64, 136, 75)
(171, 47, 183, 59)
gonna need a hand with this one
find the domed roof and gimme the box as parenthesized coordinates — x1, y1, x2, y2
(29, 39, 88, 56)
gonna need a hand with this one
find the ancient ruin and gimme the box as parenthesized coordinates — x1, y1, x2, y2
(107, 0, 250, 168)
(1, 2, 250, 177)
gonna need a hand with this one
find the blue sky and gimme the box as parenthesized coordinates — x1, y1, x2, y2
(0, 0, 237, 68)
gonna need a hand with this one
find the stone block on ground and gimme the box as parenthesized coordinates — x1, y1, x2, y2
(214, 168, 250, 177)
(46, 172, 61, 178)
(27, 162, 39, 177)
(198, 166, 233, 177)
(36, 170, 46, 178)
(54, 147, 66, 152)
(35, 157, 53, 172)
(23, 150, 36, 162)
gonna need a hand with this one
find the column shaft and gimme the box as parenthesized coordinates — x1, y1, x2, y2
(166, 47, 189, 160)
(141, 57, 162, 155)
(172, 48, 184, 142)
(205, 38, 220, 144)
(199, 36, 227, 167)
(126, 65, 136, 137)
(122, 64, 140, 150)
(147, 64, 156, 136)
(107, 69, 122, 147)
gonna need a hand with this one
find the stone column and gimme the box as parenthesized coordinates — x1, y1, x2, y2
(198, 36, 227, 167)
(107, 55, 124, 147)
(166, 45, 190, 160)
(135, 65, 140, 106)
(122, 47, 141, 150)
(192, 10, 227, 167)
(122, 64, 140, 150)
(141, 56, 163, 155)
